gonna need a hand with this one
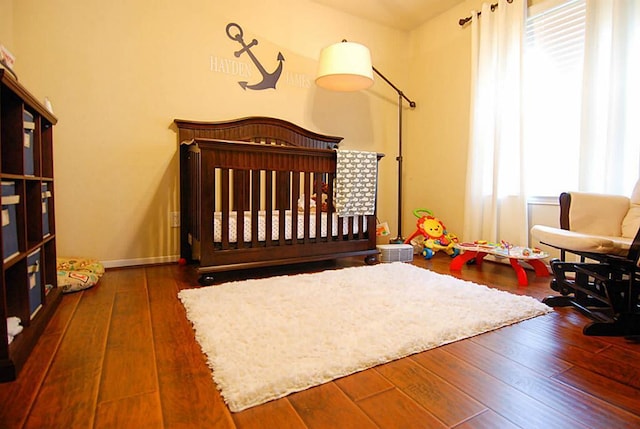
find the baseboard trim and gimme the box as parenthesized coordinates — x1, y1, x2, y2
(101, 255, 180, 269)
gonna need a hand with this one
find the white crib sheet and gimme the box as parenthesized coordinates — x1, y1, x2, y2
(213, 210, 367, 243)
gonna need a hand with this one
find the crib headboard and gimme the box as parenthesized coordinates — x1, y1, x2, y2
(174, 116, 343, 150)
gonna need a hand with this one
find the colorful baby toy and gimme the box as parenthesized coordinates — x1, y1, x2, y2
(404, 209, 460, 259)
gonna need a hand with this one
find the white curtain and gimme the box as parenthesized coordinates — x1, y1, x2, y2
(463, 0, 527, 246)
(579, 0, 640, 195)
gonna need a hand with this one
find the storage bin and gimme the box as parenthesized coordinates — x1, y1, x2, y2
(23, 110, 35, 175)
(28, 249, 42, 318)
(376, 244, 414, 263)
(42, 183, 51, 237)
(2, 181, 20, 262)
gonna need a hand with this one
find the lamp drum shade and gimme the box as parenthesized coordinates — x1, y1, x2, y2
(315, 41, 374, 91)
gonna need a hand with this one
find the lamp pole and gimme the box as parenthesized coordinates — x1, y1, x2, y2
(372, 66, 416, 244)
(315, 41, 416, 244)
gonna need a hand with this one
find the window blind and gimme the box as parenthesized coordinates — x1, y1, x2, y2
(523, 0, 586, 196)
(526, 0, 586, 72)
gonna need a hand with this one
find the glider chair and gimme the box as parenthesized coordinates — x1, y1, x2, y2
(531, 180, 640, 336)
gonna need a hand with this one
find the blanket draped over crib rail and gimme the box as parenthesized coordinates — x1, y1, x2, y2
(335, 149, 378, 217)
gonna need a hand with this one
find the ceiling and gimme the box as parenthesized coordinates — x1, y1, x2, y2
(311, 0, 466, 31)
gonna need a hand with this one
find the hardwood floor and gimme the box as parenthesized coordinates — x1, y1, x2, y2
(1, 254, 639, 428)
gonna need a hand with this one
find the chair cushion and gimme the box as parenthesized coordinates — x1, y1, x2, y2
(630, 179, 640, 204)
(531, 225, 631, 256)
(568, 192, 630, 236)
(622, 205, 640, 238)
(622, 180, 640, 238)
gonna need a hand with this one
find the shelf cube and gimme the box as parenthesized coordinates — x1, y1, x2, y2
(27, 248, 42, 318)
(23, 110, 35, 176)
(42, 183, 51, 237)
(2, 181, 20, 262)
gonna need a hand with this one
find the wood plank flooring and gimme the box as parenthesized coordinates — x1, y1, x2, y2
(1, 254, 639, 428)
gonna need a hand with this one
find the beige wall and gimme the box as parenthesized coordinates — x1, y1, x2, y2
(5, 0, 500, 266)
(404, 1, 476, 241)
(0, 0, 13, 53)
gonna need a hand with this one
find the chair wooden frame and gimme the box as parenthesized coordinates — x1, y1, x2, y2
(543, 226, 640, 336)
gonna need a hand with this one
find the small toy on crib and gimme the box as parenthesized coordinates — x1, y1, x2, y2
(297, 181, 333, 212)
(404, 209, 460, 259)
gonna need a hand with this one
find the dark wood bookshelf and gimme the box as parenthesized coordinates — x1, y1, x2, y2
(0, 69, 61, 382)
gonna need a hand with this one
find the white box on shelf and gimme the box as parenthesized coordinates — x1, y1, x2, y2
(0, 44, 16, 69)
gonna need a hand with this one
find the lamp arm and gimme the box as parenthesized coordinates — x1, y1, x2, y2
(371, 65, 416, 244)
(372, 66, 416, 108)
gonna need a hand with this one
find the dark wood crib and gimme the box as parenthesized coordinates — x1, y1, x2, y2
(174, 117, 382, 284)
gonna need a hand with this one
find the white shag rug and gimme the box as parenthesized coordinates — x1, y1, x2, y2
(178, 262, 552, 412)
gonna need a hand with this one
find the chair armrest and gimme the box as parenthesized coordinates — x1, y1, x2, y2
(531, 225, 627, 255)
(561, 191, 630, 236)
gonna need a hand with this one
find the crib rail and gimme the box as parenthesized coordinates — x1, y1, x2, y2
(181, 138, 378, 273)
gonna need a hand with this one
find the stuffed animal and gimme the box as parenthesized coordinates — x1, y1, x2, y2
(404, 209, 460, 259)
(297, 181, 333, 212)
(312, 181, 332, 212)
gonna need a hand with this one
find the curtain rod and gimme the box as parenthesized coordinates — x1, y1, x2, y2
(458, 0, 513, 27)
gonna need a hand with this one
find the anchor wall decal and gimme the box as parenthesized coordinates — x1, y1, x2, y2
(226, 23, 285, 91)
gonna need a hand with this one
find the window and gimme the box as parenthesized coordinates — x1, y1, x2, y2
(523, 0, 586, 197)
(523, 0, 640, 197)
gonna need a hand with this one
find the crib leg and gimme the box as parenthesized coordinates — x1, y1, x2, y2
(199, 274, 216, 286)
(365, 255, 378, 265)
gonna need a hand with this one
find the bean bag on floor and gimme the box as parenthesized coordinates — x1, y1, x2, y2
(57, 257, 105, 293)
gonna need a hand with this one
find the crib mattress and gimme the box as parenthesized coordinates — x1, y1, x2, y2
(213, 210, 367, 243)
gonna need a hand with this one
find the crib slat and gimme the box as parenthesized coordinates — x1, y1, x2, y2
(234, 170, 250, 209)
(251, 170, 260, 247)
(292, 173, 300, 244)
(336, 216, 343, 241)
(277, 173, 287, 246)
(327, 174, 334, 241)
(314, 176, 322, 243)
(276, 171, 290, 211)
(234, 170, 246, 249)
(301, 172, 310, 243)
(265, 171, 273, 246)
(221, 169, 230, 249)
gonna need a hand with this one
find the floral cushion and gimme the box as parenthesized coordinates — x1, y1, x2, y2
(57, 257, 105, 293)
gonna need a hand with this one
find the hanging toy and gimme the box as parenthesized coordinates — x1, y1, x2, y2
(404, 209, 460, 260)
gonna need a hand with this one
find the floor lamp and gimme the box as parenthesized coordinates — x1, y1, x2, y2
(315, 40, 416, 244)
